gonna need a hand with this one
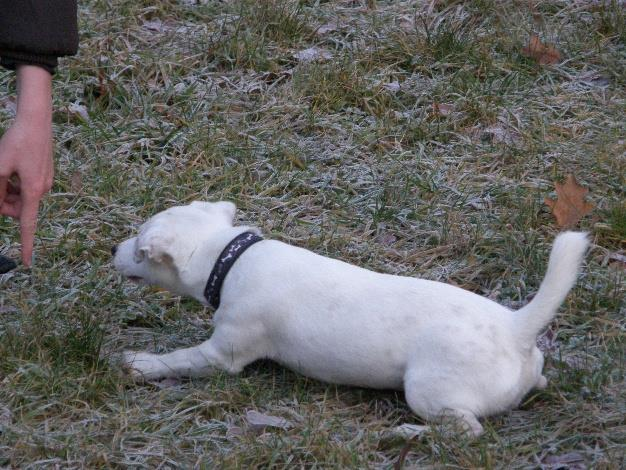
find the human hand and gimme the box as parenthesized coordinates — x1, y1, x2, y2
(0, 65, 53, 267)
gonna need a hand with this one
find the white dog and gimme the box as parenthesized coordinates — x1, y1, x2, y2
(113, 201, 589, 436)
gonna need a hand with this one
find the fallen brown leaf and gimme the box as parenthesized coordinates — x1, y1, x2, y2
(536, 328, 559, 354)
(542, 451, 586, 469)
(67, 102, 90, 122)
(609, 252, 626, 264)
(521, 35, 561, 65)
(544, 174, 594, 228)
(608, 252, 626, 271)
(245, 410, 293, 431)
(70, 171, 83, 193)
(293, 47, 333, 63)
(316, 22, 337, 36)
(378, 232, 397, 246)
(142, 19, 166, 33)
(432, 102, 453, 117)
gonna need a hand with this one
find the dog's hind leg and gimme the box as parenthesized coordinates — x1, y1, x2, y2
(403, 366, 484, 437)
(536, 374, 548, 389)
(439, 409, 483, 436)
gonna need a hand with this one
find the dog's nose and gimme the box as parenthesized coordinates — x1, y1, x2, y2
(111, 245, 118, 256)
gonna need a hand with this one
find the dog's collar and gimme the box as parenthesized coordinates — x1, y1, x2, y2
(204, 231, 263, 309)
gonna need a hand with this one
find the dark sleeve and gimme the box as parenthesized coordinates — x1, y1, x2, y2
(0, 0, 78, 74)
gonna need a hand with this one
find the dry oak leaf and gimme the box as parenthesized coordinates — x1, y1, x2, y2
(521, 35, 561, 65)
(70, 170, 83, 193)
(432, 102, 453, 117)
(544, 175, 594, 228)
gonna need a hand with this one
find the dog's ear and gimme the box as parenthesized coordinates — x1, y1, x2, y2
(135, 233, 176, 264)
(190, 201, 212, 212)
(213, 201, 236, 223)
(190, 200, 236, 224)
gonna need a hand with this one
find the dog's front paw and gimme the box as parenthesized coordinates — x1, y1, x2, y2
(122, 351, 164, 381)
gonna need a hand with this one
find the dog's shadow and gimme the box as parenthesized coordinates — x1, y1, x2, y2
(239, 359, 412, 420)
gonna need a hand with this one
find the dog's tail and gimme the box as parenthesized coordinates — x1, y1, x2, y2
(514, 232, 589, 344)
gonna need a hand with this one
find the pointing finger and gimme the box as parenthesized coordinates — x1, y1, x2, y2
(19, 191, 41, 267)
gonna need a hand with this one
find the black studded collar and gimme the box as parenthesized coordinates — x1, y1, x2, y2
(203, 231, 263, 309)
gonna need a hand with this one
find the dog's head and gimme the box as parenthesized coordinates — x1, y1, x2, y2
(112, 201, 237, 298)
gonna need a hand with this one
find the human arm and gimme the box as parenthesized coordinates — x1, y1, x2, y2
(0, 0, 78, 266)
(0, 65, 53, 266)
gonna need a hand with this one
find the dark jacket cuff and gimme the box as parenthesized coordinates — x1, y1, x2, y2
(0, 51, 56, 74)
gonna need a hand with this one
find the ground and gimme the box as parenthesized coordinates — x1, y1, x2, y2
(0, 0, 624, 468)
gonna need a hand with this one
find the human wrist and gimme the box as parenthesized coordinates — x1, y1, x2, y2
(15, 65, 53, 126)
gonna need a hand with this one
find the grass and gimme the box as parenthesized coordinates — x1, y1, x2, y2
(1, 0, 625, 467)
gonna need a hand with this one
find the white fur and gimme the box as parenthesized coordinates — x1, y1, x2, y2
(113, 201, 589, 436)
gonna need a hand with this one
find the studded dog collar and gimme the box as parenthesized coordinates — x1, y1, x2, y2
(204, 231, 263, 309)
